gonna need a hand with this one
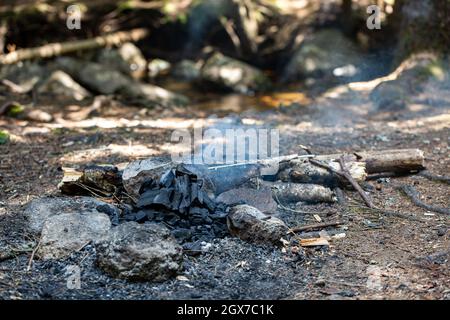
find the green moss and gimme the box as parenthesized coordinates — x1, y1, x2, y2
(51, 128, 65, 136)
(117, 0, 135, 12)
(0, 131, 10, 145)
(6, 103, 25, 118)
(426, 61, 446, 81)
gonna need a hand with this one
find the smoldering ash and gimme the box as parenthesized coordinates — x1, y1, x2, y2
(170, 127, 280, 175)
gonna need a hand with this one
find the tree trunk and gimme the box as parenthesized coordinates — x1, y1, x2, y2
(391, 0, 450, 61)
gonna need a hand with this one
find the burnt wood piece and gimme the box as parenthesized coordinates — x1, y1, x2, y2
(288, 159, 366, 185)
(272, 183, 336, 204)
(58, 165, 122, 196)
(132, 164, 230, 246)
(136, 164, 218, 215)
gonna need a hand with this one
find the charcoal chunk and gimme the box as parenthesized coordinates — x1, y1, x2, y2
(137, 189, 160, 207)
(159, 169, 175, 188)
(134, 210, 148, 223)
(134, 165, 228, 245)
(96, 204, 120, 226)
(172, 228, 192, 241)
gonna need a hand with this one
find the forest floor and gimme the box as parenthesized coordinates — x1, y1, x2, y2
(0, 77, 449, 300)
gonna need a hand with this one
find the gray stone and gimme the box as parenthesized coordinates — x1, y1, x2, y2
(370, 80, 408, 111)
(172, 60, 202, 81)
(38, 211, 111, 260)
(23, 196, 119, 234)
(55, 57, 188, 107)
(96, 222, 183, 281)
(227, 205, 287, 245)
(97, 43, 147, 79)
(370, 53, 444, 112)
(216, 187, 277, 214)
(0, 61, 45, 93)
(37, 70, 91, 101)
(148, 59, 171, 79)
(283, 29, 364, 81)
(200, 52, 271, 94)
(119, 82, 189, 108)
(122, 156, 174, 198)
(56, 57, 130, 94)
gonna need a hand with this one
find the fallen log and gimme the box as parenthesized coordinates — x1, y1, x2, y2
(0, 28, 148, 65)
(354, 149, 425, 174)
(287, 149, 425, 184)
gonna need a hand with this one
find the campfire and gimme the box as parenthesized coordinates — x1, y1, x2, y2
(39, 145, 447, 280)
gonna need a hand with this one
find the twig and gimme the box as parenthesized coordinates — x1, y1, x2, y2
(220, 17, 242, 57)
(338, 156, 375, 208)
(350, 203, 424, 222)
(0, 80, 27, 93)
(290, 221, 344, 233)
(73, 181, 111, 198)
(418, 170, 450, 185)
(400, 185, 450, 215)
(0, 28, 149, 64)
(121, 190, 138, 204)
(309, 159, 344, 177)
(310, 158, 424, 221)
(26, 238, 41, 272)
(0, 101, 15, 115)
(309, 157, 374, 208)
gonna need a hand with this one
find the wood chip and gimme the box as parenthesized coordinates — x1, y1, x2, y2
(300, 237, 330, 247)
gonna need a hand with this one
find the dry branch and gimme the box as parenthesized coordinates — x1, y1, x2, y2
(354, 149, 425, 174)
(0, 28, 148, 65)
(400, 185, 450, 215)
(338, 157, 375, 208)
(418, 170, 450, 185)
(291, 221, 343, 233)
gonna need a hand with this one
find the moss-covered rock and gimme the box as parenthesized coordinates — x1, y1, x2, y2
(370, 53, 447, 111)
(200, 52, 271, 94)
(97, 42, 147, 80)
(282, 29, 365, 82)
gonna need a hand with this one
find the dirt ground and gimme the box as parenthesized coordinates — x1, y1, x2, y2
(0, 78, 449, 300)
